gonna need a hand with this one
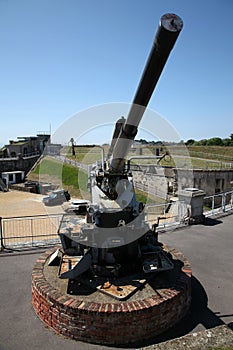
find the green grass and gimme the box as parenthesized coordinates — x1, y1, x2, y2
(29, 156, 89, 198)
(28, 143, 233, 198)
(29, 156, 166, 203)
(62, 145, 233, 170)
(63, 146, 105, 164)
(128, 145, 233, 169)
(188, 145, 233, 160)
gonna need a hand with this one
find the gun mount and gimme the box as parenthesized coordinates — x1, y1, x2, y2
(58, 13, 183, 299)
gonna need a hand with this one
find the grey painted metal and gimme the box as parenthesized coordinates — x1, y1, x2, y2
(109, 13, 183, 172)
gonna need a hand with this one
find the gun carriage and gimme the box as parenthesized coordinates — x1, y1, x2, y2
(57, 13, 183, 299)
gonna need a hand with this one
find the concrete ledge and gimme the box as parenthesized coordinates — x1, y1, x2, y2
(141, 325, 233, 350)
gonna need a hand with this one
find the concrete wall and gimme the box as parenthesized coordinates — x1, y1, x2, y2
(0, 155, 40, 176)
(132, 165, 233, 198)
(132, 166, 173, 199)
(1, 171, 25, 185)
(176, 168, 233, 195)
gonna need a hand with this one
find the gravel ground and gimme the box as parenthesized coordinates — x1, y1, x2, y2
(0, 189, 66, 218)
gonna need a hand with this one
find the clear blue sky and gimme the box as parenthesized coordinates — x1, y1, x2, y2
(0, 0, 232, 147)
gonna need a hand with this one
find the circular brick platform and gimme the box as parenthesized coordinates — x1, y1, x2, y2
(32, 246, 192, 345)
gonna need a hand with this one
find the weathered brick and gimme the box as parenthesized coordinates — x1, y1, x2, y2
(32, 247, 192, 345)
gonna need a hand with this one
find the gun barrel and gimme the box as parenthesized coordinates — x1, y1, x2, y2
(109, 13, 183, 172)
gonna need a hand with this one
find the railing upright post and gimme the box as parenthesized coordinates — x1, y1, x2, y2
(31, 218, 34, 247)
(212, 195, 215, 215)
(163, 203, 166, 227)
(0, 217, 3, 251)
(222, 193, 226, 213)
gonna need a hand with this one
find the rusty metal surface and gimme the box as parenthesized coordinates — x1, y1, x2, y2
(59, 255, 82, 276)
(96, 277, 147, 300)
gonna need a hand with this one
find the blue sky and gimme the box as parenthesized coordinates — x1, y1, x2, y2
(0, 0, 232, 146)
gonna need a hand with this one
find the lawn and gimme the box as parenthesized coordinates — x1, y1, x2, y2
(29, 156, 89, 198)
(128, 145, 233, 169)
(29, 156, 165, 204)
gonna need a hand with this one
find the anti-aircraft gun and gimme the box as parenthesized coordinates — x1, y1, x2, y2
(58, 13, 183, 299)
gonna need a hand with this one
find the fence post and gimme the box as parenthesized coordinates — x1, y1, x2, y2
(222, 193, 226, 212)
(0, 217, 3, 251)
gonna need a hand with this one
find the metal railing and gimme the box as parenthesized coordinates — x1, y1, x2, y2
(0, 152, 40, 160)
(134, 181, 167, 201)
(0, 202, 187, 251)
(204, 190, 233, 216)
(145, 200, 187, 229)
(0, 214, 62, 250)
(1, 191, 232, 251)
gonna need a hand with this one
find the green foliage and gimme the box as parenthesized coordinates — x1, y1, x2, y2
(185, 139, 195, 145)
(186, 134, 233, 147)
(193, 139, 208, 146)
(206, 137, 223, 146)
(136, 135, 233, 147)
(222, 138, 233, 146)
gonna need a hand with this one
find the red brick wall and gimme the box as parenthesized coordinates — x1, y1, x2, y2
(32, 248, 192, 345)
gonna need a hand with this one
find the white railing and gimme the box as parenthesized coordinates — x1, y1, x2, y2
(134, 181, 167, 201)
(145, 200, 187, 229)
(204, 190, 233, 216)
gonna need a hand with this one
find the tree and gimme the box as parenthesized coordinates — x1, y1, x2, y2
(185, 139, 195, 145)
(222, 138, 231, 146)
(206, 137, 223, 146)
(194, 139, 207, 146)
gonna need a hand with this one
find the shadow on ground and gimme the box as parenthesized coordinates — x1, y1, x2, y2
(121, 276, 225, 348)
(203, 217, 223, 226)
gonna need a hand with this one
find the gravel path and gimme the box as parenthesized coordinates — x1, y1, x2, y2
(0, 189, 65, 218)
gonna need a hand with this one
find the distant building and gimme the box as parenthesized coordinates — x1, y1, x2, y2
(1, 133, 50, 158)
(1, 170, 25, 186)
(44, 143, 62, 156)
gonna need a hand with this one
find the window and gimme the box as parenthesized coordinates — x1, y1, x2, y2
(9, 174, 14, 181)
